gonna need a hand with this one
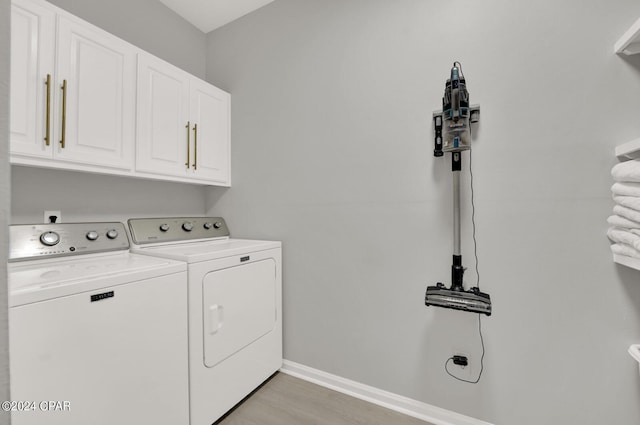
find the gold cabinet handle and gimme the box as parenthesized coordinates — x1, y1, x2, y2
(185, 121, 190, 168)
(192, 123, 198, 170)
(44, 74, 51, 146)
(60, 80, 67, 148)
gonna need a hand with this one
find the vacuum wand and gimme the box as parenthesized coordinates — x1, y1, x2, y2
(451, 152, 464, 292)
(425, 62, 492, 316)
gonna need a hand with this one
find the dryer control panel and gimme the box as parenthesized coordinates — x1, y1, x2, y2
(128, 217, 230, 245)
(9, 222, 129, 262)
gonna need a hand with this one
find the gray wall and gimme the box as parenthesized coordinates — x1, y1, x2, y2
(11, 0, 209, 225)
(48, 0, 206, 78)
(11, 167, 207, 224)
(205, 0, 640, 423)
(1, 0, 11, 422)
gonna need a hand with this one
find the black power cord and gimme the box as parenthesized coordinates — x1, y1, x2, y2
(444, 149, 486, 384)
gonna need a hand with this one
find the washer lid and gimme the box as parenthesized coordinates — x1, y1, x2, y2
(130, 239, 281, 263)
(8, 252, 186, 307)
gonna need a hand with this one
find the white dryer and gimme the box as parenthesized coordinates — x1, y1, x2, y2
(128, 217, 282, 425)
(8, 222, 190, 425)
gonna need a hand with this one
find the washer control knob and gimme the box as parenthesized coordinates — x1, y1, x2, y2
(159, 224, 170, 232)
(40, 231, 60, 246)
(86, 231, 99, 241)
(203, 222, 213, 230)
(182, 222, 193, 232)
(213, 222, 222, 229)
(106, 229, 118, 239)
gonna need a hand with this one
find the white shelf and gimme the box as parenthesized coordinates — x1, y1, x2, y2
(629, 345, 640, 375)
(615, 16, 640, 55)
(615, 138, 640, 161)
(613, 253, 640, 270)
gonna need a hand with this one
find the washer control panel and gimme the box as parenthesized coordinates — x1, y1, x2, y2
(128, 217, 230, 245)
(9, 222, 129, 262)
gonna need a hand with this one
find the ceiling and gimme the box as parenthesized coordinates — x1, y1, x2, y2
(158, 0, 276, 33)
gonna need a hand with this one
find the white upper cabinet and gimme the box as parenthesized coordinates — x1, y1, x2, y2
(10, 0, 135, 173)
(137, 54, 231, 186)
(10, 0, 231, 186)
(10, 0, 55, 158)
(136, 53, 191, 178)
(189, 79, 230, 185)
(55, 15, 136, 170)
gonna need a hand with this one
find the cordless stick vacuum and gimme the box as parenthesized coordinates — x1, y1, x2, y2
(424, 62, 492, 316)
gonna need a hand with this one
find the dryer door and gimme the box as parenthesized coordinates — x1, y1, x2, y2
(202, 259, 276, 367)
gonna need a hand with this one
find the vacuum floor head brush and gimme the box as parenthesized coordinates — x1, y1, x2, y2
(425, 283, 492, 316)
(425, 62, 492, 316)
(425, 250, 492, 316)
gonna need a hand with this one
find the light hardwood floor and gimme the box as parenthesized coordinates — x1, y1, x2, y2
(215, 372, 434, 425)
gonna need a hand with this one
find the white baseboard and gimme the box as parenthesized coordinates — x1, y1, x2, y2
(280, 360, 493, 425)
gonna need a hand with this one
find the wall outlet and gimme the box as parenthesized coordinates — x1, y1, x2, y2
(44, 210, 61, 224)
(452, 352, 472, 379)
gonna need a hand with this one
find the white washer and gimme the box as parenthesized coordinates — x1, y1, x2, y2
(8, 222, 190, 425)
(128, 217, 282, 425)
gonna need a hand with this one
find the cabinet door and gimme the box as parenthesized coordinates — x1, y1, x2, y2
(189, 79, 231, 185)
(10, 0, 55, 158)
(55, 15, 135, 170)
(136, 53, 190, 178)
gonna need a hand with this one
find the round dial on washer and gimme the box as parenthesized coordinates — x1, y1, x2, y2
(106, 229, 118, 239)
(203, 222, 213, 230)
(86, 231, 99, 241)
(40, 231, 60, 246)
(159, 224, 170, 232)
(213, 222, 222, 229)
(182, 222, 193, 232)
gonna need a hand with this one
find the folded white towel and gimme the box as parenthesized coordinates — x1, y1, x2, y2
(608, 227, 640, 250)
(613, 204, 640, 223)
(611, 243, 640, 260)
(613, 196, 640, 212)
(612, 159, 640, 183)
(611, 182, 640, 197)
(607, 214, 640, 229)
